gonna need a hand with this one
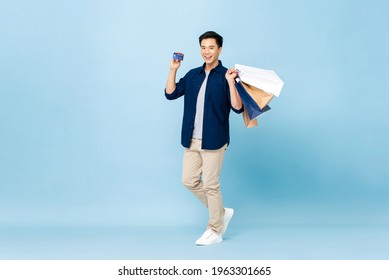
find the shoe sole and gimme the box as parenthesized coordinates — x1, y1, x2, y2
(196, 238, 223, 246)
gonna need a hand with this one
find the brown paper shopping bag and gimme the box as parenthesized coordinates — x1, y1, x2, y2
(241, 81, 274, 109)
(243, 110, 258, 128)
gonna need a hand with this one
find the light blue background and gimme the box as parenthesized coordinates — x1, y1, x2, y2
(1, 0, 388, 259)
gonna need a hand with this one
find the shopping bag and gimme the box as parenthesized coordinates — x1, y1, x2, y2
(235, 78, 264, 120)
(243, 110, 258, 128)
(242, 106, 271, 128)
(235, 78, 270, 120)
(241, 81, 274, 109)
(235, 64, 284, 97)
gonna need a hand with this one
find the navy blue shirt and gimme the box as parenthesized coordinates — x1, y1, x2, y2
(165, 61, 243, 150)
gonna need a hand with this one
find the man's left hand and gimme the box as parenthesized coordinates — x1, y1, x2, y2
(225, 68, 238, 83)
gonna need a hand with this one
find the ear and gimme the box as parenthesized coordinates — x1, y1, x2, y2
(218, 47, 223, 55)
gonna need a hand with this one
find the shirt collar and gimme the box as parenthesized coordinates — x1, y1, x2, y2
(198, 60, 224, 74)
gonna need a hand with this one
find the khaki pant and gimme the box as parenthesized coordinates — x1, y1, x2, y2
(182, 139, 227, 234)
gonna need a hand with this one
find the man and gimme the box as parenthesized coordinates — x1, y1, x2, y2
(165, 31, 243, 246)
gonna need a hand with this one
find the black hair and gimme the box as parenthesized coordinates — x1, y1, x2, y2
(199, 31, 223, 48)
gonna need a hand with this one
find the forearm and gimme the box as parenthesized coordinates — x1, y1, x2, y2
(228, 79, 243, 110)
(165, 69, 178, 94)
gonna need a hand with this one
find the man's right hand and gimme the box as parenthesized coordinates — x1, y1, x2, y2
(166, 53, 182, 93)
(170, 59, 181, 70)
(170, 52, 183, 70)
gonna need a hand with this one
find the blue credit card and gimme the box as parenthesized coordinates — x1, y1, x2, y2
(173, 52, 184, 61)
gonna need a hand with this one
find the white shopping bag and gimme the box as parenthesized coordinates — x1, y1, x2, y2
(235, 64, 284, 97)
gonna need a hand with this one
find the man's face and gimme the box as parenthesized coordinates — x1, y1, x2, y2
(200, 38, 222, 65)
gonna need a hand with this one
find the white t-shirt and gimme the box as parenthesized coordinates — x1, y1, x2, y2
(192, 70, 210, 139)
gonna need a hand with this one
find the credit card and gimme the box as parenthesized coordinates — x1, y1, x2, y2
(173, 52, 184, 61)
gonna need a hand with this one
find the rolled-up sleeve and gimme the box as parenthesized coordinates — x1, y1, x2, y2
(231, 105, 244, 114)
(165, 77, 186, 100)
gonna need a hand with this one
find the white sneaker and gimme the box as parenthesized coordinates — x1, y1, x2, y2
(195, 229, 223, 246)
(221, 208, 234, 236)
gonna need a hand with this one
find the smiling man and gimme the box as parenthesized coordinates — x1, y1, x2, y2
(165, 31, 243, 246)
